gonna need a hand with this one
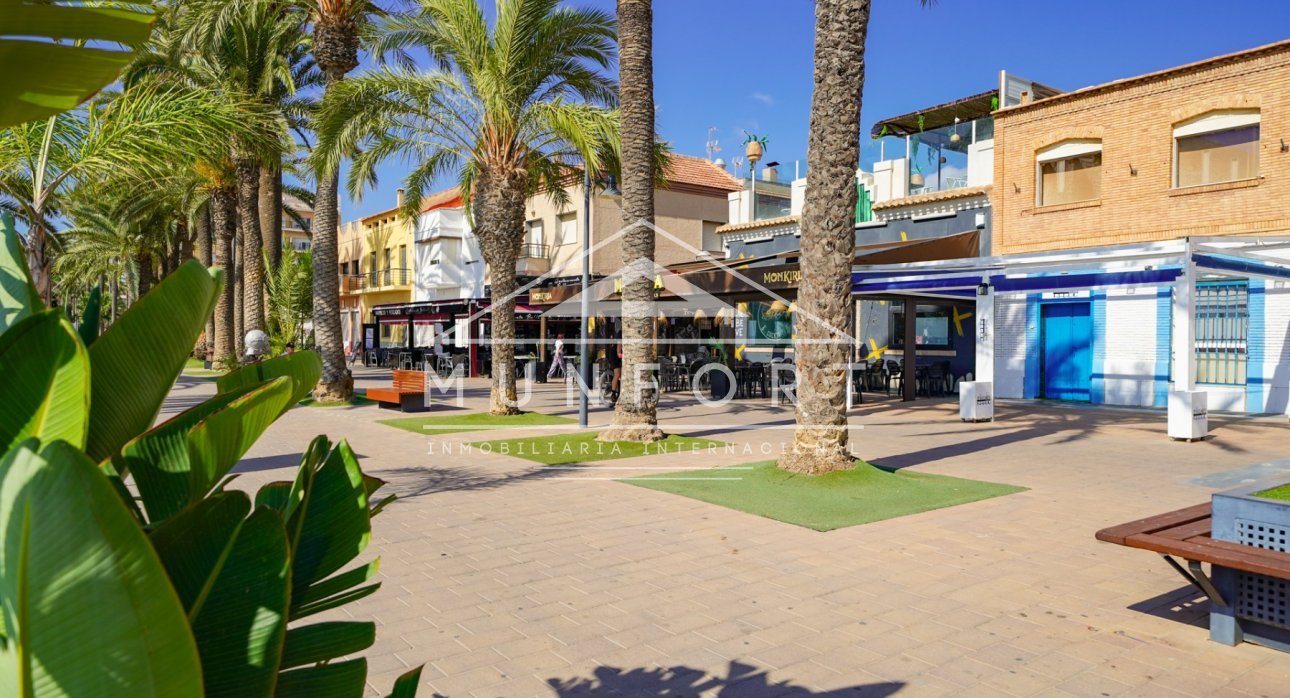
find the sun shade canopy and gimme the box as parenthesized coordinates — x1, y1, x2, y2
(870, 90, 997, 139)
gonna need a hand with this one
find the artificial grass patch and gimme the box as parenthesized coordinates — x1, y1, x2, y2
(626, 460, 1025, 532)
(468, 431, 728, 465)
(378, 411, 575, 436)
(1254, 483, 1290, 502)
(299, 395, 376, 408)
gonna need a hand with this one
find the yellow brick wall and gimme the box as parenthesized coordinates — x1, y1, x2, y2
(991, 45, 1290, 254)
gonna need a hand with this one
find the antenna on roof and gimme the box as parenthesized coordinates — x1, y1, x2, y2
(706, 127, 721, 162)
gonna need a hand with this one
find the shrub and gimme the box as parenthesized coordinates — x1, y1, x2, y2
(0, 217, 421, 696)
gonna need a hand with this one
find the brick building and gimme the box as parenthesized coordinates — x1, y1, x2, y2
(853, 40, 1290, 415)
(992, 40, 1290, 254)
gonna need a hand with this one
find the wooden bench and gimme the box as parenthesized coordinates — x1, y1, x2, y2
(1096, 503, 1290, 649)
(367, 370, 427, 412)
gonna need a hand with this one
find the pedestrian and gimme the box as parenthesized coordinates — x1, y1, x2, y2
(547, 333, 565, 380)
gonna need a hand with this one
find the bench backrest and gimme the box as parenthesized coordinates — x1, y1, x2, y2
(391, 370, 426, 392)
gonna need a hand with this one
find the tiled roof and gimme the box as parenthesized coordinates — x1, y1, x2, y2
(420, 187, 463, 212)
(871, 185, 992, 211)
(359, 187, 462, 223)
(715, 215, 799, 235)
(281, 192, 312, 213)
(664, 154, 743, 192)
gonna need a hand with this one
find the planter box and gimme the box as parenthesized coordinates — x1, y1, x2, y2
(1209, 482, 1290, 651)
(959, 381, 993, 422)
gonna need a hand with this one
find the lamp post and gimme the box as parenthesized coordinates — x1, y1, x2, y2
(579, 171, 591, 428)
(579, 172, 619, 428)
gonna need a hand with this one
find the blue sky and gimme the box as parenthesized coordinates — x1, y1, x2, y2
(339, 0, 1290, 219)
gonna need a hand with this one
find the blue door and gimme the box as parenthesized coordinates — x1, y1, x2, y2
(1041, 302, 1092, 401)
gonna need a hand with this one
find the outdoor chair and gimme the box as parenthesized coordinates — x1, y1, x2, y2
(364, 350, 378, 367)
(864, 362, 887, 393)
(886, 360, 903, 396)
(398, 352, 414, 370)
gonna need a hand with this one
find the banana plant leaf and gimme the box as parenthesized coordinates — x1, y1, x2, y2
(0, 439, 202, 697)
(280, 621, 375, 669)
(190, 507, 290, 698)
(86, 261, 221, 463)
(0, 211, 42, 335)
(148, 491, 252, 618)
(275, 658, 368, 698)
(388, 667, 424, 698)
(0, 0, 156, 129)
(286, 440, 373, 600)
(77, 286, 101, 346)
(0, 311, 89, 453)
(217, 350, 322, 411)
(118, 377, 289, 523)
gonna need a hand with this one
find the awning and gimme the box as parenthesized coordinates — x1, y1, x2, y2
(853, 230, 980, 265)
(412, 314, 450, 323)
(870, 90, 997, 139)
(479, 304, 542, 314)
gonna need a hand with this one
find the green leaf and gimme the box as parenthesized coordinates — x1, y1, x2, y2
(388, 667, 424, 698)
(86, 261, 221, 463)
(184, 377, 295, 508)
(275, 658, 368, 698)
(291, 581, 381, 621)
(291, 439, 372, 598)
(0, 211, 42, 334)
(0, 1, 155, 128)
(0, 311, 89, 453)
(191, 507, 289, 698)
(0, 439, 202, 697)
(117, 378, 282, 523)
(289, 559, 379, 619)
(280, 621, 375, 669)
(218, 351, 322, 412)
(77, 285, 101, 346)
(255, 481, 294, 512)
(149, 491, 251, 619)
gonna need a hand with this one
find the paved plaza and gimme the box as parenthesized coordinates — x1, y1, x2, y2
(168, 368, 1290, 697)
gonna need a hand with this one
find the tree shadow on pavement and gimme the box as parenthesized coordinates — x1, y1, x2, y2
(546, 660, 903, 697)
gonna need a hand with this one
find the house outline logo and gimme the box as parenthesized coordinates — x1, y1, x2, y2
(442, 218, 855, 348)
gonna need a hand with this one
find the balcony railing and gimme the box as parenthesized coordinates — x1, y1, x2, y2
(518, 243, 548, 259)
(339, 267, 412, 293)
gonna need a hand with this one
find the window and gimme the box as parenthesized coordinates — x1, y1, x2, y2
(525, 219, 544, 246)
(1195, 281, 1247, 385)
(1175, 111, 1260, 188)
(1037, 140, 1101, 206)
(891, 304, 955, 350)
(558, 213, 577, 246)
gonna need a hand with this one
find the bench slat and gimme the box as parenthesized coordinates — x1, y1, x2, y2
(1095, 503, 1213, 545)
(1117, 532, 1290, 579)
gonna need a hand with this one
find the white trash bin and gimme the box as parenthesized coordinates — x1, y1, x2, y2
(959, 381, 994, 422)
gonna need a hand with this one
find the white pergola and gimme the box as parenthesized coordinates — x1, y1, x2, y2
(851, 236, 1290, 423)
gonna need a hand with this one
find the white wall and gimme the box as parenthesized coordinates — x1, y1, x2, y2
(1102, 290, 1158, 407)
(1261, 283, 1290, 414)
(967, 139, 994, 188)
(413, 207, 483, 302)
(871, 158, 908, 204)
(994, 294, 1029, 399)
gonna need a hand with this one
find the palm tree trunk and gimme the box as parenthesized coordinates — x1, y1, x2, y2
(777, 0, 869, 475)
(26, 220, 52, 304)
(310, 21, 358, 401)
(602, 0, 662, 442)
(261, 163, 282, 272)
(212, 189, 238, 363)
(195, 203, 215, 361)
(234, 224, 244, 356)
(236, 158, 265, 335)
(136, 250, 154, 298)
(475, 170, 527, 415)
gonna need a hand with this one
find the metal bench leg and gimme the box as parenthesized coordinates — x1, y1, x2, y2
(1160, 555, 1227, 607)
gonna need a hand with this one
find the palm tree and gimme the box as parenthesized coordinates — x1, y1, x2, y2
(315, 0, 618, 414)
(777, 0, 873, 475)
(300, 0, 382, 402)
(599, 0, 662, 442)
(0, 82, 258, 303)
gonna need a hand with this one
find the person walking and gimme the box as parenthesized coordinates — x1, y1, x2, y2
(547, 333, 566, 380)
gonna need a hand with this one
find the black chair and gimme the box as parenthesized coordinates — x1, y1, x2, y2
(885, 360, 903, 396)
